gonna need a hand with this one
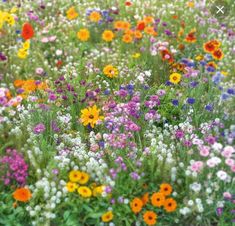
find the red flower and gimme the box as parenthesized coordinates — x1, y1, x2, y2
(21, 23, 34, 40)
(125, 1, 132, 6)
(137, 21, 145, 31)
(56, 60, 63, 67)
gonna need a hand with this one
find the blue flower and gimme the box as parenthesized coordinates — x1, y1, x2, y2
(190, 81, 199, 88)
(227, 88, 235, 95)
(187, 98, 195, 104)
(172, 99, 179, 106)
(205, 104, 213, 111)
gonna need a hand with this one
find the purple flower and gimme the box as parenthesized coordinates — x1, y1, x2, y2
(172, 99, 179, 106)
(187, 98, 195, 104)
(216, 207, 223, 216)
(33, 123, 46, 134)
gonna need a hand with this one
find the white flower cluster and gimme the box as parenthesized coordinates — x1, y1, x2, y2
(27, 176, 67, 225)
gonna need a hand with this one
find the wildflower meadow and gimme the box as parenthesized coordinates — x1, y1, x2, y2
(0, 0, 235, 225)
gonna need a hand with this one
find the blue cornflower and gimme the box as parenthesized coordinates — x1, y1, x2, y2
(187, 98, 195, 104)
(172, 99, 179, 106)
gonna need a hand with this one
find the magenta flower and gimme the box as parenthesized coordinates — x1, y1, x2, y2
(33, 123, 46, 134)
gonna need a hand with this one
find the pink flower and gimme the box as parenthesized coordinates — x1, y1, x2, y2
(199, 145, 210, 157)
(191, 161, 203, 172)
(225, 158, 234, 167)
(221, 146, 234, 158)
(223, 192, 232, 199)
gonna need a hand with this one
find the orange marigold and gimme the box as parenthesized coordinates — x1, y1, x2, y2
(151, 192, 165, 207)
(130, 197, 143, 214)
(13, 188, 32, 202)
(164, 198, 177, 212)
(143, 211, 157, 225)
(160, 183, 172, 196)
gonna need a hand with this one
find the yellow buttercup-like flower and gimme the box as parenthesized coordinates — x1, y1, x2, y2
(169, 73, 181, 84)
(89, 11, 102, 22)
(77, 186, 92, 198)
(101, 211, 113, 222)
(132, 53, 141, 58)
(103, 65, 118, 78)
(80, 105, 104, 128)
(66, 182, 78, 192)
(17, 49, 28, 59)
(77, 28, 90, 41)
(69, 170, 82, 182)
(23, 40, 30, 50)
(93, 185, 105, 197)
(78, 172, 90, 185)
(102, 30, 114, 42)
(66, 6, 78, 20)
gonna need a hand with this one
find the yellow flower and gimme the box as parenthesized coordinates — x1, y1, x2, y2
(77, 28, 90, 41)
(101, 211, 113, 222)
(78, 172, 90, 184)
(221, 71, 228, 76)
(132, 53, 141, 58)
(17, 49, 28, 59)
(66, 182, 78, 192)
(23, 40, 30, 50)
(169, 73, 181, 84)
(103, 65, 118, 78)
(4, 13, 15, 26)
(66, 6, 78, 20)
(89, 11, 102, 22)
(69, 170, 82, 182)
(10, 7, 18, 14)
(195, 55, 204, 61)
(77, 186, 92, 198)
(93, 185, 105, 197)
(80, 105, 104, 128)
(102, 30, 114, 42)
(187, 1, 195, 8)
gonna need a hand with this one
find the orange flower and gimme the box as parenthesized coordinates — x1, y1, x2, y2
(21, 23, 34, 40)
(89, 11, 102, 22)
(134, 30, 143, 39)
(144, 26, 157, 36)
(212, 49, 224, 60)
(122, 34, 133, 43)
(22, 80, 37, 92)
(164, 198, 177, 212)
(13, 188, 32, 202)
(185, 32, 196, 43)
(114, 20, 124, 30)
(211, 39, 221, 48)
(143, 211, 157, 225)
(136, 21, 145, 31)
(130, 197, 143, 214)
(122, 21, 131, 30)
(160, 183, 172, 196)
(141, 192, 149, 206)
(14, 80, 24, 87)
(203, 41, 217, 53)
(102, 30, 115, 42)
(151, 192, 165, 207)
(144, 16, 154, 24)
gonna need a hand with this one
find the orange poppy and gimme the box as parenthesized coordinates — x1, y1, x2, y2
(141, 192, 149, 206)
(114, 21, 124, 30)
(160, 183, 172, 196)
(130, 197, 143, 214)
(143, 211, 157, 225)
(144, 16, 154, 24)
(13, 188, 32, 202)
(21, 23, 34, 40)
(212, 49, 224, 60)
(164, 198, 177, 212)
(151, 192, 165, 207)
(137, 21, 145, 31)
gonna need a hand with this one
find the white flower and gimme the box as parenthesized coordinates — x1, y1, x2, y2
(190, 183, 202, 192)
(216, 170, 228, 181)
